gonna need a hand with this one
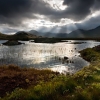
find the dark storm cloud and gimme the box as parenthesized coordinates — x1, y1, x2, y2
(49, 0, 100, 22)
(0, 0, 49, 26)
(0, 0, 58, 26)
(0, 0, 31, 16)
(0, 0, 34, 26)
(36, 0, 100, 22)
(62, 0, 94, 20)
(92, 0, 100, 10)
(0, 0, 100, 28)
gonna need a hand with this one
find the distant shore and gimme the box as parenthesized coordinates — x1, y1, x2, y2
(1, 31, 100, 43)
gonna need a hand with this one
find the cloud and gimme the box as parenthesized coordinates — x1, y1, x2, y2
(92, 0, 100, 10)
(0, 0, 31, 25)
(0, 0, 58, 26)
(49, 0, 100, 22)
(47, 0, 100, 22)
(37, 10, 100, 35)
(76, 11, 100, 30)
(1, 28, 18, 34)
(0, 0, 100, 34)
(62, 0, 94, 20)
(0, 0, 100, 26)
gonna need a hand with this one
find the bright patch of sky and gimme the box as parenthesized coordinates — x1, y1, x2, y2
(43, 0, 67, 10)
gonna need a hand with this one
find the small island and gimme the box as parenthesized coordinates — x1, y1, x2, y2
(2, 40, 23, 46)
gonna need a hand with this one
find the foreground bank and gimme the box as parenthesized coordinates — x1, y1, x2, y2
(0, 46, 100, 100)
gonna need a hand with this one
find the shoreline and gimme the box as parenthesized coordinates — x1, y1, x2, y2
(0, 38, 100, 43)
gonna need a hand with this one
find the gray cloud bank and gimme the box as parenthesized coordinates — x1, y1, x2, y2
(0, 0, 100, 34)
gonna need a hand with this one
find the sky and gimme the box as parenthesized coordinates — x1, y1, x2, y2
(0, 0, 100, 34)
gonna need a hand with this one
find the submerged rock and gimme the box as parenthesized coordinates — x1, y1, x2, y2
(64, 56, 69, 60)
(2, 40, 23, 46)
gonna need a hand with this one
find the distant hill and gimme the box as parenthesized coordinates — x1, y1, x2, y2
(0, 32, 10, 39)
(67, 29, 86, 38)
(1, 25, 100, 40)
(28, 30, 66, 38)
(0, 31, 42, 40)
(14, 31, 38, 39)
(29, 30, 39, 35)
(43, 25, 100, 38)
(67, 26, 100, 38)
(29, 30, 46, 37)
(86, 26, 100, 38)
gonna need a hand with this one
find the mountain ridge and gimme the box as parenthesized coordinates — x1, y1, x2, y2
(0, 25, 100, 39)
(0, 31, 42, 40)
(28, 25, 100, 38)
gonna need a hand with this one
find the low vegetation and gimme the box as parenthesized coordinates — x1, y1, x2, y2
(79, 45, 100, 62)
(0, 45, 100, 100)
(0, 65, 59, 98)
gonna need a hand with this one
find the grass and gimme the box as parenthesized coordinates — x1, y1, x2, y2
(0, 45, 100, 100)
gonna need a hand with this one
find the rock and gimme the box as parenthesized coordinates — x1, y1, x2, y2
(64, 56, 69, 60)
(2, 40, 23, 46)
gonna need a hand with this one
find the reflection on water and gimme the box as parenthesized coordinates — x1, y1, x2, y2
(0, 40, 100, 74)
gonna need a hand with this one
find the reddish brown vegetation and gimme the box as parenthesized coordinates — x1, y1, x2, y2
(0, 64, 59, 97)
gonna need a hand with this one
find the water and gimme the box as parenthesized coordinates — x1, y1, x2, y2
(0, 40, 100, 74)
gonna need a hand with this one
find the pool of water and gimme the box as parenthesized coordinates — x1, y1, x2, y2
(0, 40, 100, 74)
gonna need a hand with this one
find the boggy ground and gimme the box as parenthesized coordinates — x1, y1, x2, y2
(0, 65, 59, 97)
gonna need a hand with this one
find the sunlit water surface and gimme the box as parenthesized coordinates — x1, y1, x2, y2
(0, 40, 100, 74)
